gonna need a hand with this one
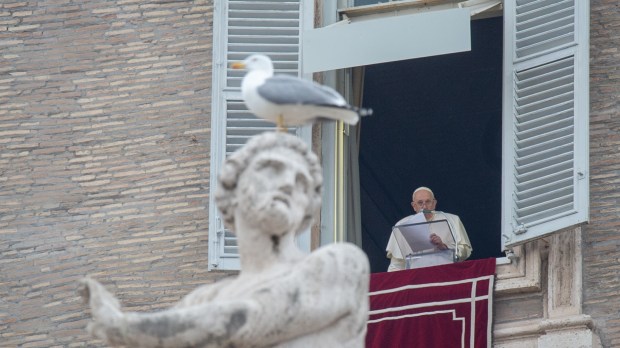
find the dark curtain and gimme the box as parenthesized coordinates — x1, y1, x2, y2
(359, 17, 504, 273)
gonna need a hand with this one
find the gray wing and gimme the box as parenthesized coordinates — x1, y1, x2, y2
(257, 75, 347, 107)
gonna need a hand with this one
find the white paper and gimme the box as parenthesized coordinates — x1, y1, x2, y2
(392, 213, 435, 255)
(391, 212, 458, 269)
(393, 212, 457, 251)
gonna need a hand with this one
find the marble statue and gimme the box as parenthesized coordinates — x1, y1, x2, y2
(79, 131, 370, 347)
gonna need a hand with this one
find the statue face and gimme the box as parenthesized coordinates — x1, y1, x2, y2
(236, 148, 313, 234)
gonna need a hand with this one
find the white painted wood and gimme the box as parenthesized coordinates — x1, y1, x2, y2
(502, 0, 589, 248)
(209, 0, 313, 270)
(303, 8, 471, 73)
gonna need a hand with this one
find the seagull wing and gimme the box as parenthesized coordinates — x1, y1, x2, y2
(257, 75, 348, 108)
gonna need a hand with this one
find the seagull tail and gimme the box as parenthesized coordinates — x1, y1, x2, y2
(331, 106, 373, 125)
(316, 108, 358, 125)
(314, 105, 372, 125)
(341, 108, 361, 125)
(351, 105, 373, 117)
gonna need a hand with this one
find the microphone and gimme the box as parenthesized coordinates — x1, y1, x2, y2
(422, 209, 434, 214)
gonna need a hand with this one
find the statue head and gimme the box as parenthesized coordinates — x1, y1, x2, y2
(215, 132, 323, 235)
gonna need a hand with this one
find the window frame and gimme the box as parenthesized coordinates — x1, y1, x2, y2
(311, 0, 589, 254)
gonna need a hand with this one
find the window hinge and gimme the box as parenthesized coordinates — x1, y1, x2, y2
(505, 249, 518, 261)
(514, 223, 527, 234)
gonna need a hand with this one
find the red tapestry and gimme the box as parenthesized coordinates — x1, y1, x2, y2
(366, 258, 496, 348)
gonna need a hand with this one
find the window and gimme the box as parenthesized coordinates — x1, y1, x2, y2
(306, 0, 588, 272)
(209, 0, 590, 271)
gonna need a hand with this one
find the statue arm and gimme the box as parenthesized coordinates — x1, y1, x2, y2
(80, 243, 369, 347)
(80, 277, 254, 348)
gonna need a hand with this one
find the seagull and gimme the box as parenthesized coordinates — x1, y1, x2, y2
(231, 54, 372, 131)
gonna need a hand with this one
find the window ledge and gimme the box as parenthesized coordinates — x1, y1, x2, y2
(495, 240, 542, 295)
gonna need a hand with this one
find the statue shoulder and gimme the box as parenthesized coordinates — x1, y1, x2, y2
(305, 243, 370, 277)
(176, 277, 236, 307)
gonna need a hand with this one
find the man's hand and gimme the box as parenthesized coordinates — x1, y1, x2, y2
(430, 233, 448, 250)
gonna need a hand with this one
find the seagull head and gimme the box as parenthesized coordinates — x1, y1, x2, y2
(231, 54, 274, 75)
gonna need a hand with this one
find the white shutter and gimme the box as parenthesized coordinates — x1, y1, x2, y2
(208, 0, 309, 270)
(502, 0, 589, 249)
(226, 0, 303, 87)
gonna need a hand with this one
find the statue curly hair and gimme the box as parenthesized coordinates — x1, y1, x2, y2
(215, 132, 323, 234)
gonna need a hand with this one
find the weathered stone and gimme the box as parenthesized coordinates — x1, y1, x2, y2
(80, 132, 370, 347)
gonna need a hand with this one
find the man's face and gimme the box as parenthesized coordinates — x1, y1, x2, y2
(411, 190, 436, 214)
(236, 148, 314, 234)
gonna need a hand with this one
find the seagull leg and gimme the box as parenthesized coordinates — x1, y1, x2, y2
(277, 114, 285, 132)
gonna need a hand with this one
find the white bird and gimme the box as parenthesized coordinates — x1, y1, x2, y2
(231, 54, 371, 131)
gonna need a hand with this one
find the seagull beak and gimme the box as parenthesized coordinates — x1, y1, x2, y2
(231, 62, 246, 69)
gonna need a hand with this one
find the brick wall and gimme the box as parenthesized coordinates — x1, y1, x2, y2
(0, 1, 229, 346)
(586, 1, 620, 347)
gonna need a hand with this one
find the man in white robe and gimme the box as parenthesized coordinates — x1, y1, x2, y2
(386, 187, 472, 272)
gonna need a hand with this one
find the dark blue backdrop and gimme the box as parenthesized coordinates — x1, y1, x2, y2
(359, 17, 504, 273)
